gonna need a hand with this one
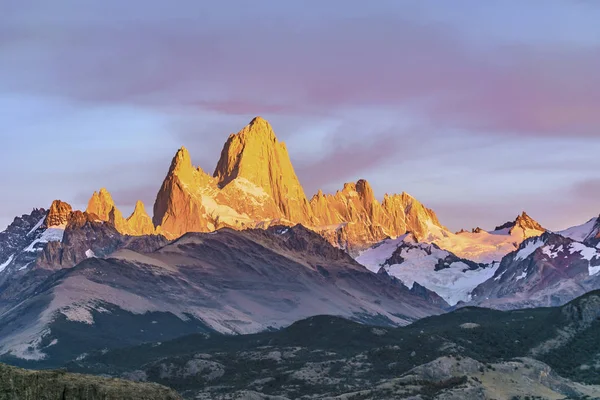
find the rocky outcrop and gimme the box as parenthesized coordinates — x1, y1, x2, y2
(86, 188, 129, 233)
(494, 211, 545, 238)
(382, 192, 444, 240)
(311, 182, 445, 251)
(86, 188, 117, 222)
(0, 362, 181, 400)
(37, 211, 123, 269)
(37, 211, 165, 270)
(44, 200, 72, 228)
(87, 189, 155, 236)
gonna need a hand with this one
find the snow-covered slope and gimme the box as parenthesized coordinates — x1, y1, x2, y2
(0, 208, 60, 284)
(355, 213, 545, 305)
(357, 235, 497, 306)
(419, 213, 545, 263)
(470, 232, 600, 309)
(559, 216, 600, 248)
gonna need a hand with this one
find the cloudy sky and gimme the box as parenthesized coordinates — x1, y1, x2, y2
(1, 0, 599, 232)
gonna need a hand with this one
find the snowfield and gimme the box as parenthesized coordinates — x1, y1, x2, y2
(357, 235, 498, 306)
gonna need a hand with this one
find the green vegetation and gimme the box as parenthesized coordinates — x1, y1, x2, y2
(0, 362, 181, 400)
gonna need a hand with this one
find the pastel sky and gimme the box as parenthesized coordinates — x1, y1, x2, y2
(1, 0, 599, 232)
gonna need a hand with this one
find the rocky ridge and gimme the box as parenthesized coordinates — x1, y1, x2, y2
(47, 117, 546, 257)
(87, 189, 155, 236)
(151, 117, 446, 251)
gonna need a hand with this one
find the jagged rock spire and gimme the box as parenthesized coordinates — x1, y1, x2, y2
(127, 200, 155, 235)
(44, 200, 73, 228)
(86, 188, 117, 221)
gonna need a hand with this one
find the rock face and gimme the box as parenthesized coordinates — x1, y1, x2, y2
(86, 188, 117, 222)
(152, 147, 213, 238)
(0, 362, 181, 400)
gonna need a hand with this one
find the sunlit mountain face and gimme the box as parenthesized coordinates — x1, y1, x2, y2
(2, 2, 600, 399)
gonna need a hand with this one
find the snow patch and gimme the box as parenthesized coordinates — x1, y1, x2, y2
(357, 235, 500, 305)
(542, 244, 563, 258)
(24, 227, 65, 252)
(356, 235, 410, 272)
(85, 249, 96, 258)
(516, 271, 528, 281)
(0, 254, 15, 273)
(27, 217, 45, 236)
(390, 261, 499, 306)
(515, 239, 544, 261)
(233, 177, 269, 200)
(493, 270, 506, 281)
(568, 242, 597, 261)
(18, 262, 33, 271)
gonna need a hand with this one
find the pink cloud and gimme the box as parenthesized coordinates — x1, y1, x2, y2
(2, 6, 600, 137)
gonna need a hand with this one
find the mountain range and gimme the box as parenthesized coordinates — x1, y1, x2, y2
(0, 116, 599, 370)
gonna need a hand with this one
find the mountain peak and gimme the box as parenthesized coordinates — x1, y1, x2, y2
(355, 179, 376, 202)
(167, 146, 196, 183)
(44, 200, 73, 228)
(212, 117, 313, 224)
(132, 200, 146, 214)
(85, 188, 133, 234)
(127, 200, 155, 235)
(514, 211, 544, 232)
(493, 211, 545, 238)
(246, 116, 276, 139)
(87, 188, 116, 221)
